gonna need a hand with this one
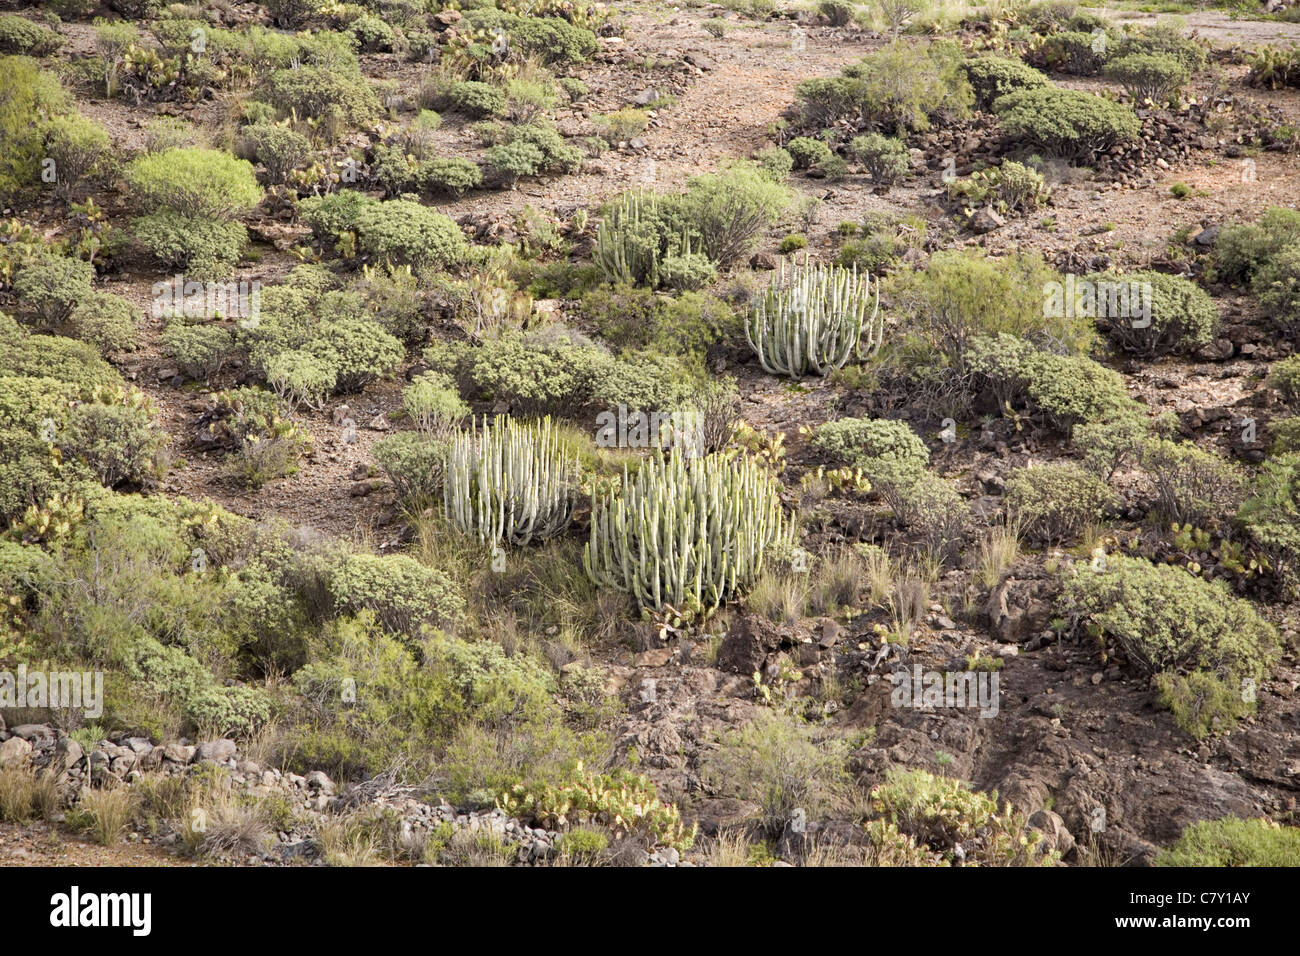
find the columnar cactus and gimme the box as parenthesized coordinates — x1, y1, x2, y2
(594, 189, 695, 289)
(583, 447, 790, 616)
(443, 415, 577, 546)
(745, 257, 883, 378)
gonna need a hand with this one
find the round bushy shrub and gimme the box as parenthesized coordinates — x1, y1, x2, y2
(68, 291, 139, 354)
(58, 403, 166, 488)
(326, 552, 463, 637)
(161, 322, 236, 380)
(963, 55, 1050, 110)
(12, 253, 94, 329)
(354, 199, 468, 268)
(242, 122, 312, 184)
(813, 417, 929, 469)
(133, 212, 248, 279)
(1104, 52, 1191, 105)
(849, 133, 910, 185)
(373, 431, 446, 502)
(314, 316, 404, 392)
(1253, 241, 1300, 331)
(1004, 462, 1115, 543)
(1088, 269, 1218, 355)
(420, 157, 483, 197)
(261, 66, 379, 133)
(786, 136, 833, 171)
(43, 113, 110, 199)
(0, 14, 63, 56)
(446, 81, 507, 118)
(993, 87, 1141, 162)
(126, 147, 262, 221)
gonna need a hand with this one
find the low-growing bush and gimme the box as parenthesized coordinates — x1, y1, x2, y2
(993, 87, 1140, 162)
(1157, 817, 1300, 867)
(812, 417, 929, 470)
(44, 114, 110, 200)
(1004, 462, 1114, 543)
(161, 322, 236, 380)
(1088, 269, 1218, 355)
(849, 133, 910, 185)
(242, 122, 312, 185)
(0, 15, 63, 56)
(963, 55, 1050, 110)
(68, 291, 139, 354)
(787, 136, 833, 171)
(13, 254, 94, 329)
(126, 147, 262, 222)
(1213, 207, 1300, 286)
(1104, 52, 1190, 106)
(133, 212, 247, 279)
(353, 199, 468, 269)
(325, 552, 462, 638)
(58, 402, 166, 488)
(1059, 554, 1277, 698)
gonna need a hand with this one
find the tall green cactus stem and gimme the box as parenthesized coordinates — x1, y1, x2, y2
(595, 189, 695, 289)
(745, 256, 883, 378)
(444, 415, 577, 546)
(584, 447, 790, 616)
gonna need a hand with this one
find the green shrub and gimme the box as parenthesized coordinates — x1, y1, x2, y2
(299, 189, 373, 242)
(326, 552, 463, 638)
(702, 709, 850, 837)
(796, 39, 972, 133)
(786, 136, 833, 171)
(1157, 817, 1300, 867)
(1214, 207, 1300, 285)
(1238, 452, 1300, 588)
(446, 80, 507, 118)
(678, 161, 791, 268)
(1028, 30, 1112, 75)
(0, 318, 122, 392)
(13, 254, 94, 329)
(264, 350, 335, 410)
(315, 317, 404, 392)
(1104, 52, 1190, 106)
(886, 249, 1092, 373)
(1004, 462, 1114, 543)
(133, 212, 247, 279)
(373, 431, 447, 503)
(44, 114, 110, 200)
(581, 285, 738, 369)
(58, 402, 166, 488)
(657, 252, 717, 292)
(68, 292, 139, 354)
(348, 13, 395, 52)
(0, 56, 69, 202)
(126, 147, 262, 221)
(1059, 554, 1278, 685)
(1087, 269, 1218, 355)
(1073, 415, 1151, 480)
(161, 322, 236, 380)
(849, 133, 910, 185)
(949, 161, 1050, 214)
(354, 199, 468, 268)
(484, 140, 545, 185)
(593, 107, 648, 143)
(1140, 438, 1244, 526)
(963, 55, 1050, 110)
(0, 374, 77, 433)
(1115, 23, 1207, 74)
(1022, 351, 1137, 431)
(1267, 355, 1300, 407)
(1154, 670, 1255, 740)
(242, 122, 312, 184)
(421, 157, 483, 197)
(1253, 240, 1300, 331)
(756, 146, 794, 182)
(993, 87, 1140, 161)
(404, 371, 469, 441)
(0, 15, 63, 56)
(261, 65, 379, 138)
(813, 417, 929, 469)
